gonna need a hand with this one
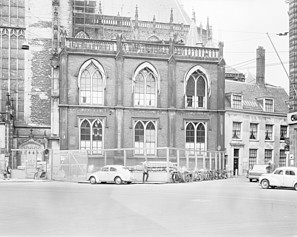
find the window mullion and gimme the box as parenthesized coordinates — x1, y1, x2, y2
(194, 78, 197, 108)
(91, 74, 93, 104)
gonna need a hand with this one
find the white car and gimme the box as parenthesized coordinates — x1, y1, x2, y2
(259, 167, 297, 190)
(88, 165, 134, 185)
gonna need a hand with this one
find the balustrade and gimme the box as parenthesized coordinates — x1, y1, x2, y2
(122, 42, 170, 55)
(65, 38, 219, 60)
(174, 45, 219, 59)
(66, 38, 117, 52)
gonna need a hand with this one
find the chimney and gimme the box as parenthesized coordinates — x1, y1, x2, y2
(256, 46, 265, 85)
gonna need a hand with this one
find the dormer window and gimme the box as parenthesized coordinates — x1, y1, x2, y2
(264, 98, 274, 112)
(231, 94, 242, 109)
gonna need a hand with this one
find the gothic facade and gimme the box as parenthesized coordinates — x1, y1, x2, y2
(53, 0, 225, 167)
(1, 0, 226, 170)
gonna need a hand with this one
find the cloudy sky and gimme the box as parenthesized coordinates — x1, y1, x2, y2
(180, 0, 289, 92)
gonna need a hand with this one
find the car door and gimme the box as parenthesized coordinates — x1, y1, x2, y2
(283, 170, 296, 187)
(272, 169, 284, 186)
(109, 167, 118, 181)
(98, 167, 110, 181)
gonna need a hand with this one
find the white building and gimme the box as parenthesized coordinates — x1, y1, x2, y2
(225, 47, 289, 176)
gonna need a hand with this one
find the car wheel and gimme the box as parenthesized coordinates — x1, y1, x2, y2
(261, 179, 270, 189)
(294, 183, 297, 191)
(249, 179, 252, 182)
(89, 176, 97, 184)
(114, 176, 122, 185)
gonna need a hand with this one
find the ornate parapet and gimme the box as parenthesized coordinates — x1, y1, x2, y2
(64, 37, 220, 61)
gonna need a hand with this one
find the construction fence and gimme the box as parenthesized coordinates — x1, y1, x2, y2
(10, 147, 226, 182)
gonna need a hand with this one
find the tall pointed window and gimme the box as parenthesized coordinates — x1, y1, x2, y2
(78, 59, 105, 105)
(80, 119, 103, 154)
(185, 122, 206, 155)
(134, 120, 157, 155)
(185, 69, 208, 109)
(80, 120, 91, 150)
(134, 68, 157, 107)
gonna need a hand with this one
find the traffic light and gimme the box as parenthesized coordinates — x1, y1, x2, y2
(44, 149, 50, 161)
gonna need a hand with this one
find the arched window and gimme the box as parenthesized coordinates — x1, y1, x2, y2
(80, 119, 103, 154)
(147, 35, 160, 42)
(80, 119, 91, 150)
(185, 122, 206, 155)
(133, 63, 159, 107)
(134, 120, 156, 155)
(78, 60, 105, 105)
(185, 68, 209, 109)
(75, 31, 89, 39)
(92, 120, 103, 153)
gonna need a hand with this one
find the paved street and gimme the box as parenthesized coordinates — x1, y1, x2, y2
(0, 177, 297, 237)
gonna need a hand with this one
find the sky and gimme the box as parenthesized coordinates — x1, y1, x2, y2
(180, 0, 290, 92)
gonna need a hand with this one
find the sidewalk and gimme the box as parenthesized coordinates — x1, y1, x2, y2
(0, 178, 50, 183)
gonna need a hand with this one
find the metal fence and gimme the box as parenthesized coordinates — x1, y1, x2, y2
(11, 147, 226, 182)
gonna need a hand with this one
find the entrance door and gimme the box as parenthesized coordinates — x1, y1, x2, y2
(233, 149, 239, 175)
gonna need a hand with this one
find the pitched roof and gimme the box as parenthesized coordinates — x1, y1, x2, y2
(186, 18, 201, 46)
(100, 0, 191, 24)
(225, 80, 289, 114)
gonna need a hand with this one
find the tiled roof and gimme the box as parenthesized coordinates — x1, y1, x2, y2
(225, 80, 289, 114)
(100, 0, 191, 24)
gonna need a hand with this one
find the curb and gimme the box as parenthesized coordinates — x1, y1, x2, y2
(78, 181, 168, 185)
(0, 179, 51, 183)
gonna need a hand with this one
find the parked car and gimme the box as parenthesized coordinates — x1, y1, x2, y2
(259, 167, 297, 190)
(88, 165, 134, 184)
(247, 164, 270, 182)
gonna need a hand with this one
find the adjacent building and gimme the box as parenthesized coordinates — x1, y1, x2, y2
(225, 47, 289, 176)
(288, 0, 297, 167)
(0, 0, 53, 172)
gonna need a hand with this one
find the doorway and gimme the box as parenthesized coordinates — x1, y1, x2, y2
(233, 148, 239, 175)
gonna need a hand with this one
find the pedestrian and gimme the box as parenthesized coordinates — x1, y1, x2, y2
(6, 165, 11, 180)
(142, 161, 149, 183)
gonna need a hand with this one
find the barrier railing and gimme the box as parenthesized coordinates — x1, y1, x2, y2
(10, 147, 226, 182)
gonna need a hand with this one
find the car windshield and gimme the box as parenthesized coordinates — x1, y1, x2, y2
(274, 169, 284, 175)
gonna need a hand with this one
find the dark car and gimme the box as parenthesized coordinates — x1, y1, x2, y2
(247, 164, 270, 182)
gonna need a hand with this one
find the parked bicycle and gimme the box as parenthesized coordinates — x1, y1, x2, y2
(34, 167, 46, 180)
(2, 166, 11, 180)
(171, 168, 192, 183)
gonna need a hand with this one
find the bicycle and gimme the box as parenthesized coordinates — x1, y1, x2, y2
(34, 167, 47, 180)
